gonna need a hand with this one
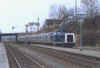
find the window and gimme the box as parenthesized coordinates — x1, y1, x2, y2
(67, 35, 73, 42)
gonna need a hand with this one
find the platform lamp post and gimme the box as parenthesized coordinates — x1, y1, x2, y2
(37, 17, 40, 32)
(25, 24, 29, 33)
(80, 18, 84, 51)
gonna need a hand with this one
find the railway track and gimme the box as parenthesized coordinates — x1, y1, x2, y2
(4, 43, 100, 68)
(5, 44, 44, 68)
(5, 43, 69, 68)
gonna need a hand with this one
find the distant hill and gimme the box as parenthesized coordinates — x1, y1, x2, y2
(39, 15, 100, 47)
(82, 16, 100, 46)
(58, 15, 100, 47)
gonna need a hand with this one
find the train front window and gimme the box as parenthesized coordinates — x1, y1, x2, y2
(67, 35, 73, 42)
(55, 34, 65, 42)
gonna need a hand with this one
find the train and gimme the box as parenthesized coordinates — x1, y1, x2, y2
(1, 32, 76, 48)
(17, 32, 76, 48)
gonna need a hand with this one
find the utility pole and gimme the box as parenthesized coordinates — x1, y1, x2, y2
(75, 0, 83, 51)
(75, 0, 77, 20)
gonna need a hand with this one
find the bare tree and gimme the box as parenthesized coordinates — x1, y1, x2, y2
(81, 0, 99, 17)
(57, 5, 69, 19)
(81, 0, 100, 46)
(49, 4, 69, 19)
(49, 4, 58, 19)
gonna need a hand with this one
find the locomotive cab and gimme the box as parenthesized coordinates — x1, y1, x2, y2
(65, 33, 76, 47)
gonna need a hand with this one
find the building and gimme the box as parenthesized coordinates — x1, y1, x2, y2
(25, 22, 40, 33)
(41, 19, 62, 32)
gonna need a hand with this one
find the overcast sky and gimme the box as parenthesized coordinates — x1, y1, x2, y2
(0, 0, 81, 33)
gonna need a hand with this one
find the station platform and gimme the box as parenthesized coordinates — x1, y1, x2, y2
(31, 44, 100, 58)
(0, 43, 9, 68)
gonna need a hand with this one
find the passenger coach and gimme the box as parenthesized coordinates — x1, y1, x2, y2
(18, 32, 76, 48)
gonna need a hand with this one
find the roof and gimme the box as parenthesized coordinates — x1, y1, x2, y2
(45, 19, 62, 25)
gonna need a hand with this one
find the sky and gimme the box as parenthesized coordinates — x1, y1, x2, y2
(0, 0, 81, 33)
